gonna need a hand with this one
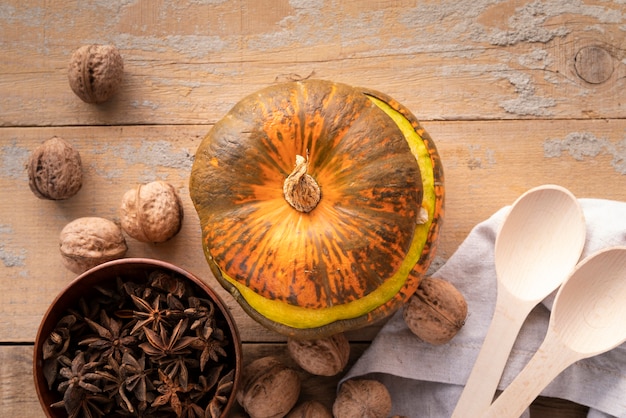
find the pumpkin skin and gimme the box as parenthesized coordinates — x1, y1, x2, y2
(190, 80, 444, 339)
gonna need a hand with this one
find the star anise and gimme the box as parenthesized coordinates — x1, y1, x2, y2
(160, 355, 199, 391)
(43, 314, 77, 389)
(79, 310, 137, 362)
(192, 325, 228, 372)
(152, 369, 187, 416)
(130, 293, 167, 336)
(139, 319, 198, 361)
(52, 388, 112, 418)
(54, 351, 106, 417)
(68, 297, 101, 325)
(129, 291, 186, 335)
(206, 369, 235, 418)
(185, 297, 216, 333)
(95, 355, 135, 413)
(149, 270, 188, 298)
(43, 270, 237, 416)
(189, 365, 223, 403)
(179, 398, 206, 418)
(121, 351, 154, 409)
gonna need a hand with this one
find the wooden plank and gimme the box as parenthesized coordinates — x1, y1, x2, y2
(1, 0, 625, 127)
(2, 119, 625, 343)
(0, 345, 42, 417)
(0, 344, 590, 418)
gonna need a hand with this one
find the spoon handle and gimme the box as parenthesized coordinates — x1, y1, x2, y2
(451, 288, 535, 418)
(481, 332, 580, 418)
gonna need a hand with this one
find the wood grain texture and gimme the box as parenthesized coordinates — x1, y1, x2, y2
(1, 0, 625, 416)
(1, 0, 625, 127)
(2, 120, 625, 343)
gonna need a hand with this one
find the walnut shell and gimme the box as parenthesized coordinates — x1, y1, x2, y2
(119, 181, 184, 243)
(59, 217, 128, 274)
(68, 44, 123, 103)
(287, 333, 350, 376)
(27, 137, 82, 200)
(332, 379, 392, 418)
(286, 401, 332, 418)
(237, 356, 301, 418)
(403, 276, 468, 345)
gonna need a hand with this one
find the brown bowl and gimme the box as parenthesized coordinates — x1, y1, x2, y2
(34, 258, 242, 417)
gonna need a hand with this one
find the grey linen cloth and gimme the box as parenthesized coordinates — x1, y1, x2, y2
(341, 198, 626, 418)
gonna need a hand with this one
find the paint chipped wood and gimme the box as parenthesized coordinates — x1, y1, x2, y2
(1, 0, 624, 416)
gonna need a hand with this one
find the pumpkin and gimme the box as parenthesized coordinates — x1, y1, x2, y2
(189, 79, 444, 339)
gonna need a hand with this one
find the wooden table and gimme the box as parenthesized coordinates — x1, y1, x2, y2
(1, 1, 624, 416)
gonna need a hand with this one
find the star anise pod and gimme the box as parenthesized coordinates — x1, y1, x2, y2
(149, 270, 188, 298)
(79, 310, 137, 362)
(206, 369, 235, 418)
(185, 297, 215, 334)
(179, 398, 206, 418)
(160, 355, 199, 391)
(55, 351, 106, 417)
(43, 315, 76, 360)
(191, 325, 228, 372)
(52, 388, 112, 418)
(129, 293, 168, 336)
(139, 318, 198, 361)
(165, 293, 186, 321)
(121, 351, 154, 408)
(152, 369, 187, 416)
(95, 355, 135, 414)
(68, 297, 101, 324)
(43, 314, 77, 389)
(189, 365, 223, 403)
(93, 276, 127, 310)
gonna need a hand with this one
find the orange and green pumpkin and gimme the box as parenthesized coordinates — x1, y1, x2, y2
(189, 80, 444, 339)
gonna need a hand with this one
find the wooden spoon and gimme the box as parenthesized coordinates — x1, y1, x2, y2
(451, 185, 586, 418)
(482, 246, 626, 418)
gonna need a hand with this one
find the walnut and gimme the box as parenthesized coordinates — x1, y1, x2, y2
(286, 401, 332, 418)
(287, 333, 349, 376)
(236, 356, 301, 418)
(59, 217, 128, 274)
(68, 44, 123, 103)
(119, 181, 184, 243)
(403, 276, 468, 345)
(27, 137, 82, 200)
(332, 379, 392, 418)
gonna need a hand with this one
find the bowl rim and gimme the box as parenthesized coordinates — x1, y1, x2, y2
(33, 257, 242, 418)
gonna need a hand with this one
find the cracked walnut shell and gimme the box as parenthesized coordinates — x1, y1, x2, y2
(403, 276, 468, 345)
(59, 217, 128, 274)
(68, 44, 123, 103)
(27, 137, 82, 200)
(287, 333, 350, 376)
(237, 356, 301, 418)
(119, 181, 184, 243)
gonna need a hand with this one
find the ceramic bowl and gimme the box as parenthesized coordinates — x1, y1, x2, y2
(33, 258, 242, 417)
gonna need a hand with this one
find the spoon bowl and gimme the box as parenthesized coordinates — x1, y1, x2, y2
(494, 187, 587, 300)
(482, 246, 626, 418)
(452, 185, 586, 418)
(551, 246, 626, 355)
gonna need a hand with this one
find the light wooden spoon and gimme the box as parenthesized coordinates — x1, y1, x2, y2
(482, 246, 626, 418)
(451, 185, 586, 418)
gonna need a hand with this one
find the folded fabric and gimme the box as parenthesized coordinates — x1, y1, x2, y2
(341, 198, 626, 418)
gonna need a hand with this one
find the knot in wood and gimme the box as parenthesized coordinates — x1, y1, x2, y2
(574, 45, 614, 84)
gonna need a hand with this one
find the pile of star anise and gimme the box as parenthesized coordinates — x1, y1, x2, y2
(41, 269, 236, 418)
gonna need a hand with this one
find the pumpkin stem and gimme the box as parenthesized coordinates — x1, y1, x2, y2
(283, 154, 321, 213)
